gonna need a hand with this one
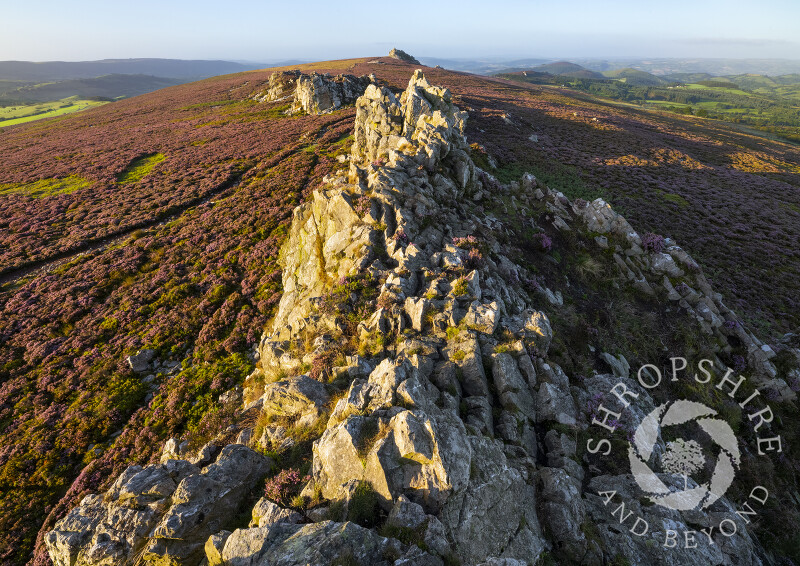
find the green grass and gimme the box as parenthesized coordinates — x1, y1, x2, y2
(660, 192, 690, 207)
(117, 153, 166, 184)
(684, 83, 753, 96)
(0, 176, 93, 198)
(0, 97, 108, 128)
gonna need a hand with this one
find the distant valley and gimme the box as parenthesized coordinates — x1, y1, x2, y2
(0, 58, 267, 127)
(496, 61, 800, 144)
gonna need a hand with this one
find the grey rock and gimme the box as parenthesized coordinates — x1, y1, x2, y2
(249, 498, 302, 528)
(600, 352, 630, 379)
(127, 349, 155, 373)
(464, 301, 500, 334)
(492, 353, 536, 419)
(389, 48, 422, 65)
(260, 375, 329, 424)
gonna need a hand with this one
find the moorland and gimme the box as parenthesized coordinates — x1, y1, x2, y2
(1, 56, 799, 564)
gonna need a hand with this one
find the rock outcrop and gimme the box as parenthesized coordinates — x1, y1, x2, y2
(49, 69, 795, 566)
(46, 445, 271, 566)
(253, 70, 372, 115)
(389, 48, 421, 65)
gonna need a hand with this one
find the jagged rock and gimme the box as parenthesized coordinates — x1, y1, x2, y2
(585, 475, 764, 565)
(57, 69, 795, 566)
(254, 70, 300, 102)
(536, 382, 577, 425)
(209, 520, 437, 565)
(538, 467, 599, 564)
(292, 72, 371, 114)
(600, 352, 630, 379)
(492, 353, 536, 419)
(389, 48, 421, 65)
(142, 445, 273, 564)
(205, 530, 231, 566)
(269, 187, 372, 340)
(315, 408, 470, 513)
(160, 437, 188, 463)
(47, 446, 271, 566)
(405, 296, 431, 332)
(387, 495, 451, 557)
(463, 300, 499, 334)
(260, 374, 329, 425)
(127, 348, 155, 372)
(574, 198, 639, 244)
(440, 435, 547, 564)
(249, 498, 302, 528)
(255, 70, 370, 115)
(351, 84, 404, 167)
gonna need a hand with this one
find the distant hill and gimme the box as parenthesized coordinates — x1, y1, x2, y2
(532, 61, 605, 79)
(663, 72, 717, 83)
(418, 57, 550, 75)
(0, 58, 262, 82)
(0, 74, 186, 102)
(602, 67, 670, 86)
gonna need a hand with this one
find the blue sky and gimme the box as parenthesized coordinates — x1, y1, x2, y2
(1, 0, 798, 61)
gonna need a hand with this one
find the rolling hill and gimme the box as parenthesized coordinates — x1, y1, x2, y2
(601, 67, 670, 86)
(1, 56, 800, 565)
(0, 74, 186, 102)
(531, 60, 605, 78)
(0, 59, 261, 82)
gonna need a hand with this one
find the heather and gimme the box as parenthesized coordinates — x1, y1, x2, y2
(1, 57, 800, 564)
(0, 65, 355, 564)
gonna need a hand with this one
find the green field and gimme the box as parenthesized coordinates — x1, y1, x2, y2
(683, 83, 753, 96)
(0, 96, 108, 127)
(0, 176, 93, 198)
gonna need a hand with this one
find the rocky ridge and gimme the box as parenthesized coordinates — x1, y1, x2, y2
(47, 71, 798, 566)
(389, 49, 422, 65)
(253, 70, 373, 115)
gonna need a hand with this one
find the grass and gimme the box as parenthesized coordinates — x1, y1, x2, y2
(660, 192, 690, 207)
(0, 97, 108, 128)
(117, 153, 166, 184)
(684, 83, 753, 96)
(0, 176, 93, 198)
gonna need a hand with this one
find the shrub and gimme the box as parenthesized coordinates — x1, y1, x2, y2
(264, 468, 309, 507)
(346, 481, 380, 527)
(531, 232, 552, 252)
(641, 232, 665, 254)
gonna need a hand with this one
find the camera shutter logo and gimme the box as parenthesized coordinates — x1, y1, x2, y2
(629, 400, 741, 511)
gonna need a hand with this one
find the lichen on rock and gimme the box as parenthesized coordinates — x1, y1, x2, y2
(48, 69, 794, 566)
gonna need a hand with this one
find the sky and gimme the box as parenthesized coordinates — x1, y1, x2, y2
(1, 0, 799, 62)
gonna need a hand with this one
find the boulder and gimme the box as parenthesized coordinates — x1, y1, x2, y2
(464, 301, 499, 334)
(491, 353, 536, 419)
(440, 436, 546, 564)
(47, 446, 271, 566)
(127, 348, 155, 373)
(210, 521, 438, 565)
(249, 498, 302, 528)
(260, 375, 330, 425)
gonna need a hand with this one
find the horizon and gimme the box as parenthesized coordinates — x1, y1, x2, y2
(2, 0, 799, 62)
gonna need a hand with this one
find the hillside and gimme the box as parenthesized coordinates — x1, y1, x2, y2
(601, 67, 670, 86)
(1, 57, 800, 565)
(0, 74, 186, 102)
(532, 61, 605, 79)
(0, 59, 260, 82)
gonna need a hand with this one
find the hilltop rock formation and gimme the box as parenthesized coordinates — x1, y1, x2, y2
(48, 70, 796, 566)
(389, 48, 421, 65)
(253, 70, 372, 115)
